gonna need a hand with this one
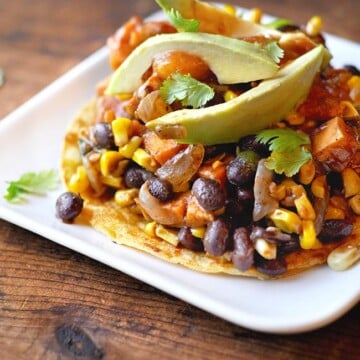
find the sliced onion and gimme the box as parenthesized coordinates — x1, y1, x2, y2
(155, 144, 205, 190)
(253, 159, 278, 222)
(314, 185, 330, 235)
(138, 181, 184, 226)
(82, 151, 106, 196)
(135, 90, 171, 123)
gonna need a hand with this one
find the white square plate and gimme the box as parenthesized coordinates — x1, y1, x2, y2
(0, 9, 359, 334)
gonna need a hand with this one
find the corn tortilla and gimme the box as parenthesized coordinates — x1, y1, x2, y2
(60, 100, 360, 279)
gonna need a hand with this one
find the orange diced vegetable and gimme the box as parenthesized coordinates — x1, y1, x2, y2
(185, 195, 217, 228)
(197, 162, 227, 188)
(312, 117, 357, 171)
(143, 131, 186, 165)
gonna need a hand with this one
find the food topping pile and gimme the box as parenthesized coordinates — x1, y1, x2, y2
(57, 0, 360, 278)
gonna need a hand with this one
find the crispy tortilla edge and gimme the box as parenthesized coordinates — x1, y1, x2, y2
(60, 100, 360, 279)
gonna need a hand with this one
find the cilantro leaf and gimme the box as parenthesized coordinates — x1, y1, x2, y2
(160, 73, 215, 108)
(156, 0, 199, 32)
(256, 128, 312, 176)
(168, 8, 200, 32)
(4, 170, 60, 203)
(256, 128, 310, 152)
(264, 147, 312, 177)
(265, 41, 284, 64)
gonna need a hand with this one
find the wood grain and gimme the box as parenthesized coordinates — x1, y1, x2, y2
(0, 1, 359, 359)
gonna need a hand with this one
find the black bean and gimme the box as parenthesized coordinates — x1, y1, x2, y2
(326, 171, 343, 195)
(250, 226, 292, 243)
(224, 199, 251, 228)
(277, 24, 300, 32)
(56, 192, 83, 222)
(124, 166, 152, 188)
(232, 227, 254, 271)
(148, 177, 173, 202)
(91, 122, 115, 149)
(238, 135, 270, 156)
(278, 238, 301, 255)
(254, 253, 287, 277)
(204, 218, 231, 256)
(204, 143, 236, 160)
(319, 219, 353, 243)
(226, 151, 259, 186)
(344, 64, 360, 76)
(192, 178, 225, 211)
(236, 186, 254, 204)
(78, 138, 93, 156)
(178, 227, 204, 252)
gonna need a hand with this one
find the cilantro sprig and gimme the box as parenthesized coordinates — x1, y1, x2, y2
(256, 128, 312, 177)
(160, 73, 215, 109)
(156, 0, 200, 32)
(4, 170, 59, 203)
(265, 42, 284, 64)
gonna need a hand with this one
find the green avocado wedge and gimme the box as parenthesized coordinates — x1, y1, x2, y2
(146, 45, 325, 145)
(105, 32, 279, 95)
(155, 0, 281, 38)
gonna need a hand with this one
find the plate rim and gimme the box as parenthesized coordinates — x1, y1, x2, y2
(0, 9, 359, 334)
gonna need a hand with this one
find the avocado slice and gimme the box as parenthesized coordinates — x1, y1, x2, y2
(146, 45, 325, 145)
(155, 0, 281, 37)
(105, 32, 279, 95)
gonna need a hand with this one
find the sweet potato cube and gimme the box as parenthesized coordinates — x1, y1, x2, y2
(143, 131, 186, 165)
(312, 117, 357, 171)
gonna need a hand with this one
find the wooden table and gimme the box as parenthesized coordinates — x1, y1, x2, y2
(0, 1, 359, 359)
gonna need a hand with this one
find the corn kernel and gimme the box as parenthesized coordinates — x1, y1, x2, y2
(144, 221, 157, 237)
(101, 175, 124, 189)
(269, 208, 302, 234)
(327, 244, 360, 271)
(298, 159, 315, 185)
(340, 100, 359, 117)
(223, 4, 237, 16)
(348, 76, 360, 104)
(248, 8, 262, 23)
(212, 160, 224, 169)
(285, 111, 305, 126)
(114, 188, 139, 207)
(299, 220, 322, 250)
(330, 195, 348, 211)
(254, 238, 277, 260)
(117, 159, 130, 176)
(324, 205, 346, 220)
(155, 224, 179, 246)
(306, 15, 323, 36)
(104, 109, 116, 122)
(311, 175, 327, 198)
(119, 136, 142, 158)
(68, 165, 90, 193)
(269, 182, 286, 201)
(132, 148, 158, 172)
(349, 194, 360, 215)
(100, 151, 124, 177)
(117, 93, 132, 101)
(224, 90, 237, 102)
(191, 227, 206, 239)
(294, 193, 316, 220)
(111, 117, 132, 146)
(348, 75, 360, 89)
(342, 168, 360, 198)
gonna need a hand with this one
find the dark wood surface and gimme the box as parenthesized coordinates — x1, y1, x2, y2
(0, 1, 359, 359)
